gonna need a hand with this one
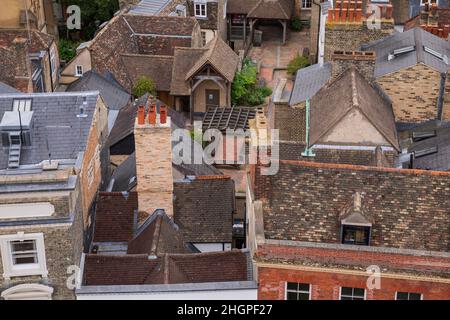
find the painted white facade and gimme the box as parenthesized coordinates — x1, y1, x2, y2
(76, 281, 258, 300)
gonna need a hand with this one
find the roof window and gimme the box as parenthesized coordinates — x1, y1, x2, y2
(388, 46, 415, 61)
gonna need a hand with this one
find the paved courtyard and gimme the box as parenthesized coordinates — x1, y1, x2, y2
(248, 26, 310, 92)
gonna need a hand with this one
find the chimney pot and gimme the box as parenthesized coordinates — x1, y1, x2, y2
(148, 104, 156, 125)
(137, 105, 145, 125)
(160, 105, 167, 124)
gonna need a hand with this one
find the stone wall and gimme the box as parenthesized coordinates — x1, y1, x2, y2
(273, 102, 306, 143)
(331, 50, 376, 81)
(0, 225, 77, 300)
(325, 21, 394, 61)
(376, 64, 441, 123)
(187, 1, 218, 30)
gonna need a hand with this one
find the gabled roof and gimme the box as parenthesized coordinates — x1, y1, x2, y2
(227, 0, 294, 20)
(289, 62, 332, 106)
(83, 250, 252, 286)
(67, 71, 131, 111)
(185, 37, 239, 82)
(310, 68, 399, 150)
(0, 92, 100, 169)
(171, 37, 239, 96)
(362, 27, 450, 78)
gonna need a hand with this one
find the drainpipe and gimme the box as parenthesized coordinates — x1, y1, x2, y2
(301, 99, 315, 157)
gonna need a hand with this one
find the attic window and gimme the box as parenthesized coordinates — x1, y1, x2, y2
(12, 99, 32, 112)
(194, 1, 207, 18)
(414, 146, 438, 158)
(388, 46, 415, 61)
(342, 225, 371, 246)
(412, 130, 437, 142)
(423, 46, 449, 64)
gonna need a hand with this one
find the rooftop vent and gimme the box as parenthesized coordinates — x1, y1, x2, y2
(412, 130, 437, 142)
(388, 46, 415, 61)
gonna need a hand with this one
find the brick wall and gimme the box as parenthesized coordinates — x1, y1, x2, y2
(325, 22, 394, 61)
(257, 242, 450, 300)
(134, 112, 174, 218)
(258, 266, 450, 300)
(376, 64, 441, 123)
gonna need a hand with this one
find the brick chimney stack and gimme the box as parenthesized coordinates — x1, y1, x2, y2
(331, 50, 376, 82)
(134, 101, 174, 218)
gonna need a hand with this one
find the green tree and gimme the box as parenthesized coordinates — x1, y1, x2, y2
(132, 76, 157, 98)
(58, 39, 79, 62)
(232, 59, 272, 106)
(287, 53, 310, 76)
(63, 0, 120, 40)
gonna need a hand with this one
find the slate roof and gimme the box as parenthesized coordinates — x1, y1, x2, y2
(83, 250, 251, 286)
(408, 123, 450, 171)
(0, 92, 99, 169)
(227, 0, 294, 19)
(289, 62, 332, 106)
(128, 0, 173, 15)
(361, 28, 450, 78)
(0, 82, 19, 94)
(310, 67, 399, 150)
(66, 71, 131, 111)
(173, 176, 235, 243)
(171, 37, 239, 96)
(255, 160, 450, 252)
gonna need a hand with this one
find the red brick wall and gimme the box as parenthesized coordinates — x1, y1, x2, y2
(258, 266, 450, 300)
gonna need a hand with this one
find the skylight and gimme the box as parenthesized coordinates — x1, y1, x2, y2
(388, 46, 415, 61)
(423, 46, 449, 64)
(414, 146, 438, 158)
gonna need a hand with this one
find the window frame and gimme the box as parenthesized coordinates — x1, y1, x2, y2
(302, 0, 312, 9)
(50, 47, 57, 76)
(395, 291, 423, 300)
(75, 65, 83, 77)
(341, 224, 371, 246)
(194, 1, 207, 18)
(339, 287, 366, 300)
(285, 282, 311, 300)
(0, 233, 48, 280)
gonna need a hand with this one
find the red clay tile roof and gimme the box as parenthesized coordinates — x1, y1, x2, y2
(83, 250, 251, 286)
(227, 0, 294, 19)
(92, 192, 138, 243)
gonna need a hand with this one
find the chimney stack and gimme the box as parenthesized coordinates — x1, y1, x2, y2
(331, 50, 376, 82)
(137, 105, 145, 125)
(134, 100, 174, 218)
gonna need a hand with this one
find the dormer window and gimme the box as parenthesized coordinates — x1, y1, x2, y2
(342, 225, 371, 245)
(340, 193, 372, 246)
(194, 1, 207, 18)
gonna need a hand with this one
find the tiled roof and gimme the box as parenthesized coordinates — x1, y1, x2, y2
(174, 176, 235, 243)
(171, 37, 239, 96)
(227, 0, 294, 19)
(66, 71, 131, 111)
(310, 67, 399, 150)
(254, 160, 450, 252)
(121, 54, 174, 92)
(92, 192, 138, 243)
(289, 62, 332, 106)
(0, 92, 99, 169)
(83, 250, 251, 286)
(88, 14, 198, 91)
(361, 27, 450, 78)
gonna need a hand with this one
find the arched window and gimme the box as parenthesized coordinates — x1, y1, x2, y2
(1, 284, 53, 300)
